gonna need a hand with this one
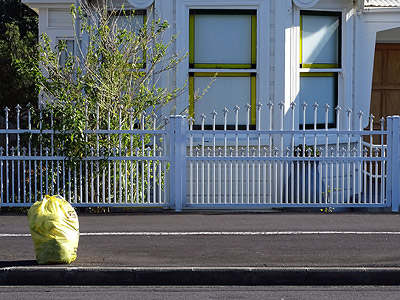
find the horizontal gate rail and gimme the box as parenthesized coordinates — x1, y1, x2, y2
(0, 156, 169, 161)
(187, 157, 387, 162)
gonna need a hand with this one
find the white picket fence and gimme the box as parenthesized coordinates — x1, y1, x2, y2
(0, 106, 170, 207)
(1, 103, 399, 212)
(184, 102, 391, 211)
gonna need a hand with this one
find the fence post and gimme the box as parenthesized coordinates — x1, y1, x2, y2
(169, 115, 187, 212)
(387, 116, 400, 212)
(387, 117, 393, 210)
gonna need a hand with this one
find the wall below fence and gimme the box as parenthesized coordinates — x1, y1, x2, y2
(0, 105, 399, 212)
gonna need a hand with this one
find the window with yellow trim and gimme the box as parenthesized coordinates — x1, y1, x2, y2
(189, 9, 257, 129)
(299, 11, 341, 128)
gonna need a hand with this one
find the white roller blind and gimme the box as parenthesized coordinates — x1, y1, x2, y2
(302, 14, 339, 65)
(48, 9, 72, 28)
(194, 14, 252, 65)
(299, 75, 336, 125)
(194, 76, 251, 125)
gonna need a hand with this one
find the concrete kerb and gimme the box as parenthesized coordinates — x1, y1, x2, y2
(1, 267, 400, 286)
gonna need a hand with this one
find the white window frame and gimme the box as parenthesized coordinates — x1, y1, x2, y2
(299, 10, 343, 129)
(176, 0, 269, 129)
(188, 8, 257, 128)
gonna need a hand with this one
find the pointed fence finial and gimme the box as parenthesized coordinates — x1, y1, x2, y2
(357, 111, 364, 130)
(4, 107, 10, 123)
(285, 147, 290, 157)
(369, 114, 375, 122)
(200, 113, 206, 123)
(295, 147, 301, 157)
(351, 147, 358, 157)
(346, 108, 353, 117)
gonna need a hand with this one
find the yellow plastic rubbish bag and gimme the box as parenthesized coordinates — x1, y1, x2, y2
(28, 195, 79, 264)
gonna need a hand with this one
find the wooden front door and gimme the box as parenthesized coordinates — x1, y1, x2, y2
(367, 44, 400, 178)
(370, 43, 400, 130)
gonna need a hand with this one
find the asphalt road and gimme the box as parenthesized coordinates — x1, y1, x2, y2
(2, 286, 400, 300)
(1, 212, 400, 268)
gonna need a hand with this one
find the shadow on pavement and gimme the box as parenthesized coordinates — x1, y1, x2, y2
(0, 260, 38, 267)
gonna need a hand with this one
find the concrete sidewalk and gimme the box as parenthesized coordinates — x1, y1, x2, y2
(1, 212, 400, 285)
